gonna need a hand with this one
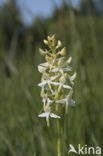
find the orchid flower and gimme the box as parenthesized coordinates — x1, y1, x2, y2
(38, 103, 60, 127)
(38, 34, 76, 126)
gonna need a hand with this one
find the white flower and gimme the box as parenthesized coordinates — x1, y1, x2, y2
(40, 89, 47, 105)
(50, 75, 59, 81)
(56, 98, 75, 107)
(66, 56, 72, 64)
(63, 66, 72, 72)
(70, 72, 77, 85)
(51, 68, 60, 72)
(40, 88, 53, 105)
(52, 66, 72, 73)
(58, 74, 67, 92)
(38, 65, 47, 73)
(51, 82, 72, 90)
(56, 90, 75, 112)
(39, 62, 50, 67)
(38, 75, 58, 87)
(51, 57, 72, 73)
(38, 75, 58, 92)
(38, 104, 60, 127)
(63, 84, 72, 89)
(47, 98, 53, 105)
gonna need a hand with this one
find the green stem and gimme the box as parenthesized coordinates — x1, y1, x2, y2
(56, 104, 62, 156)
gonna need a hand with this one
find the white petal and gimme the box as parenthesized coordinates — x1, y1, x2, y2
(38, 80, 47, 87)
(70, 72, 77, 81)
(63, 66, 72, 71)
(56, 99, 66, 103)
(63, 84, 72, 89)
(51, 82, 72, 89)
(66, 56, 72, 64)
(40, 62, 49, 67)
(50, 113, 60, 118)
(46, 113, 50, 127)
(42, 98, 46, 104)
(38, 113, 48, 117)
(69, 99, 75, 107)
(51, 82, 60, 86)
(47, 98, 53, 104)
(50, 75, 58, 81)
(38, 65, 47, 73)
(52, 68, 59, 72)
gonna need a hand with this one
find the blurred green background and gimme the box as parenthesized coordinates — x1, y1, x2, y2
(0, 0, 103, 155)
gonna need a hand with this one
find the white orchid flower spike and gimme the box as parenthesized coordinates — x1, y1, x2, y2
(38, 34, 76, 126)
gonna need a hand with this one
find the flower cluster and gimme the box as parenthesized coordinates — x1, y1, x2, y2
(38, 34, 76, 126)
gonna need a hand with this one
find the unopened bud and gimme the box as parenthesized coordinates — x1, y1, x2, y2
(48, 34, 55, 41)
(56, 40, 62, 49)
(44, 40, 48, 45)
(58, 47, 66, 56)
(39, 48, 47, 56)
